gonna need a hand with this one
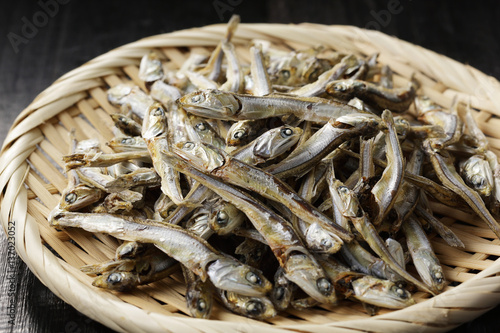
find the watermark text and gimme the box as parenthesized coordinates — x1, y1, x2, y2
(7, 0, 72, 53)
(6, 221, 17, 325)
(213, 0, 243, 21)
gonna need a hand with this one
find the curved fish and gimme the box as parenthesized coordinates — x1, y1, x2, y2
(402, 216, 446, 293)
(371, 110, 405, 226)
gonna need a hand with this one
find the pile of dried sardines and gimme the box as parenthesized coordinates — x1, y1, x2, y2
(49, 15, 500, 320)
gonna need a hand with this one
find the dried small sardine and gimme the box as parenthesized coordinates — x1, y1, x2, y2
(402, 216, 446, 293)
(50, 210, 271, 296)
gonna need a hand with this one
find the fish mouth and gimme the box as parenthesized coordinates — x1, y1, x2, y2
(179, 104, 229, 119)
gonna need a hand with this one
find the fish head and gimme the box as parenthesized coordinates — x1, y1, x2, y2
(394, 116, 410, 139)
(226, 121, 252, 146)
(178, 89, 240, 120)
(209, 200, 245, 235)
(92, 271, 139, 291)
(108, 136, 138, 147)
(351, 275, 415, 309)
(334, 112, 381, 130)
(207, 256, 272, 297)
(336, 184, 361, 218)
(220, 291, 277, 320)
(60, 185, 102, 211)
(75, 138, 101, 154)
(142, 103, 167, 139)
(301, 57, 331, 83)
(460, 155, 494, 197)
(270, 282, 293, 311)
(268, 53, 300, 86)
(138, 51, 164, 83)
(414, 95, 442, 116)
(110, 113, 132, 125)
(188, 116, 211, 135)
(303, 223, 342, 254)
(185, 284, 213, 319)
(412, 252, 446, 293)
(173, 141, 225, 172)
(115, 241, 144, 260)
(283, 252, 337, 305)
(326, 79, 362, 99)
(253, 126, 303, 160)
(270, 266, 296, 310)
(107, 84, 133, 105)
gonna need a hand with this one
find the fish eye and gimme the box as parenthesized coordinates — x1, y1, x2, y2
(338, 186, 349, 194)
(233, 130, 246, 139)
(183, 142, 195, 150)
(280, 70, 290, 80)
(107, 272, 123, 284)
(320, 238, 332, 248)
(152, 107, 164, 116)
(195, 122, 207, 132)
(196, 299, 207, 312)
(308, 69, 320, 81)
(191, 94, 205, 104)
(316, 278, 332, 295)
(433, 271, 444, 284)
(334, 83, 347, 92)
(245, 271, 262, 285)
(280, 127, 294, 138)
(273, 286, 285, 301)
(395, 118, 409, 125)
(391, 285, 408, 299)
(216, 211, 229, 226)
(245, 300, 264, 316)
(471, 175, 485, 187)
(64, 192, 77, 204)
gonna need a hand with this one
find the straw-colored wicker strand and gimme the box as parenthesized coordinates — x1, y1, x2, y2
(2, 23, 500, 332)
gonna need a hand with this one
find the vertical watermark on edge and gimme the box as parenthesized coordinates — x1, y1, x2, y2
(6, 221, 17, 325)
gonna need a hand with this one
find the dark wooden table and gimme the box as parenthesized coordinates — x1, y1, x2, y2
(1, 1, 500, 332)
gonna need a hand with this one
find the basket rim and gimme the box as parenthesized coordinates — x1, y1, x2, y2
(2, 22, 500, 333)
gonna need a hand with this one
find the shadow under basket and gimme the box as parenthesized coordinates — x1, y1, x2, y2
(3, 23, 500, 333)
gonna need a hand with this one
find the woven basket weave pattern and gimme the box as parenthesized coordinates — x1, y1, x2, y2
(2, 23, 500, 332)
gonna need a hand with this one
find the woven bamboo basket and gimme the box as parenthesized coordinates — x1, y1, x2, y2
(3, 22, 500, 333)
